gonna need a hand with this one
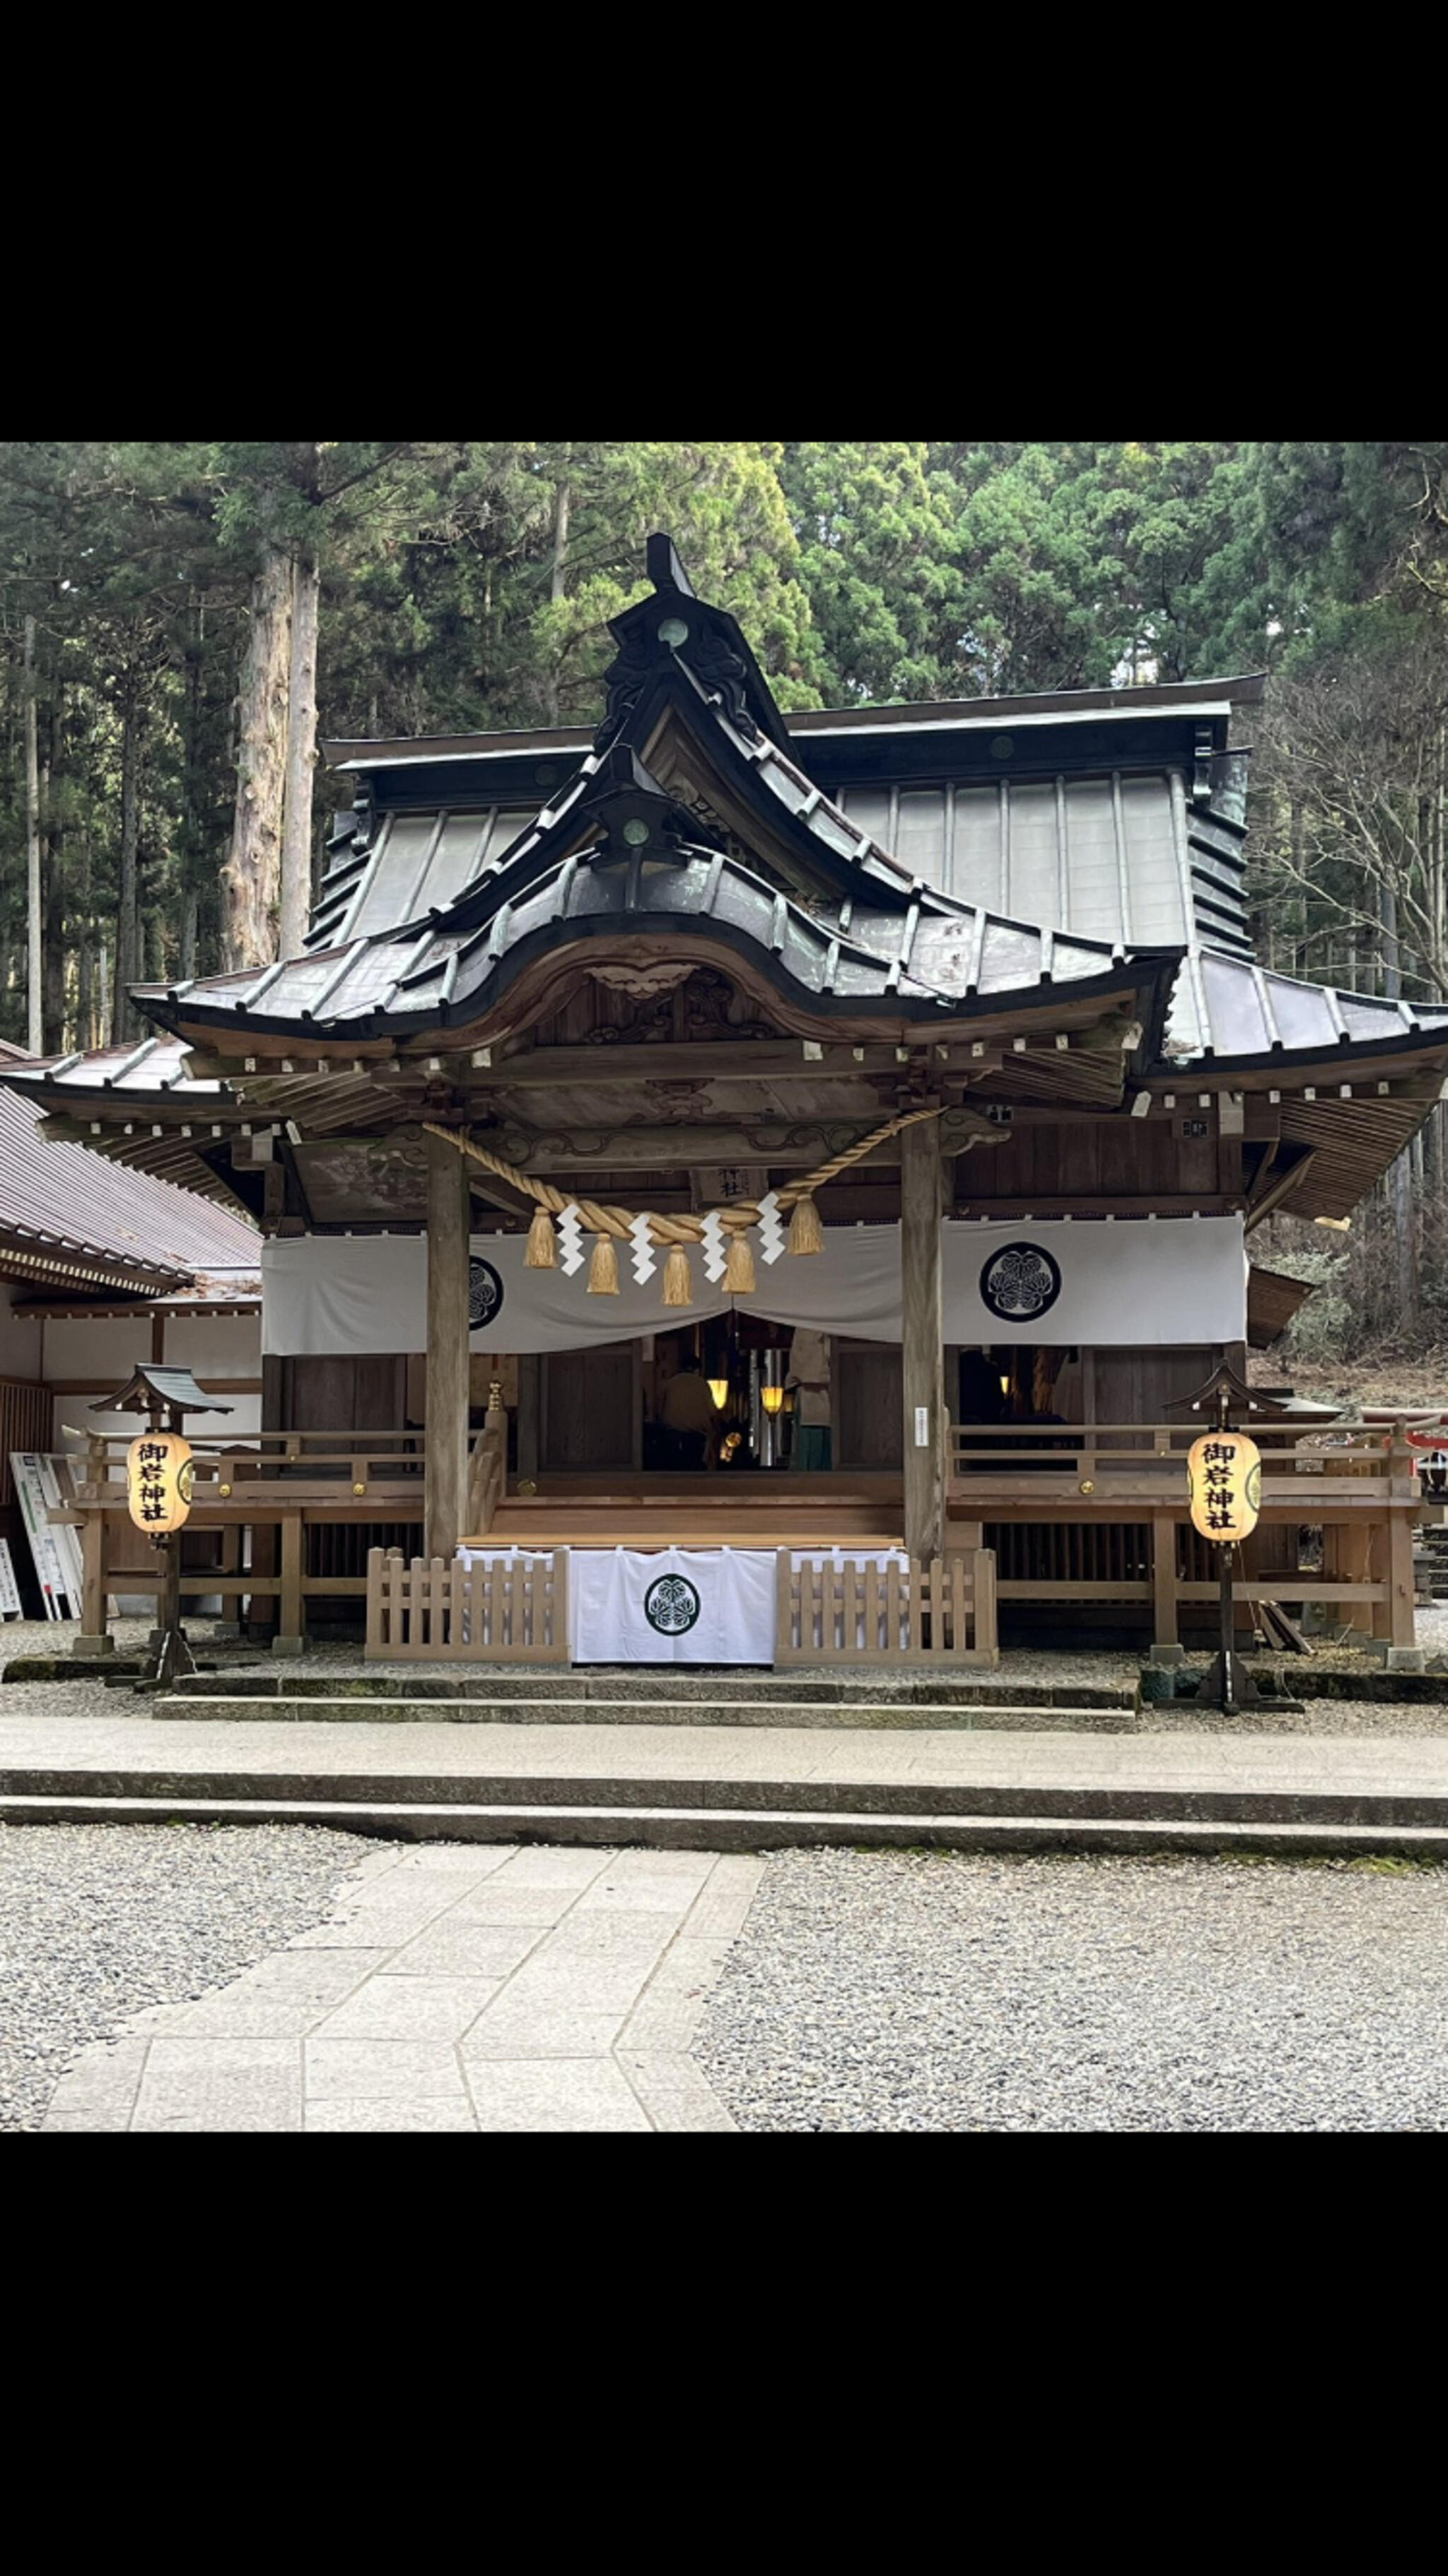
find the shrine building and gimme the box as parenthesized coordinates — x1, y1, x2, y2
(15, 535, 1448, 1663)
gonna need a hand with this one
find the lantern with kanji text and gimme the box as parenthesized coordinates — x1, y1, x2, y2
(125, 1432, 194, 1536)
(1186, 1430, 1261, 1543)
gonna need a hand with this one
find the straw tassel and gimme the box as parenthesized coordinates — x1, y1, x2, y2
(587, 1232, 620, 1295)
(723, 1228, 757, 1293)
(525, 1204, 558, 1269)
(662, 1244, 694, 1307)
(788, 1195, 824, 1255)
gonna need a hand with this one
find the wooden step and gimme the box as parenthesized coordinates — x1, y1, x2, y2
(520, 1474, 901, 1498)
(494, 1493, 891, 1504)
(487, 1500, 900, 1537)
(474, 1515, 901, 1535)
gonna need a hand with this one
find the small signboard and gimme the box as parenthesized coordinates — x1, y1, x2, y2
(0, 1539, 21, 1619)
(8, 1454, 81, 1621)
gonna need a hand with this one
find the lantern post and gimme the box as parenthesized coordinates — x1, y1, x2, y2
(1173, 1359, 1276, 1713)
(1209, 1378, 1246, 1713)
(153, 1406, 188, 1687)
(95, 1366, 233, 1689)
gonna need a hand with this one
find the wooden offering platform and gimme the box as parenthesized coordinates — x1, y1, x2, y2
(472, 1469, 904, 1554)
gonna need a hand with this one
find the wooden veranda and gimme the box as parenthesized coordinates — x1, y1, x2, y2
(947, 1418, 1420, 1649)
(55, 1406, 1420, 1655)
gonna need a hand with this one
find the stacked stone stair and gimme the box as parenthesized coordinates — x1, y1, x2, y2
(155, 1668, 1142, 1731)
(0, 1667, 1444, 1858)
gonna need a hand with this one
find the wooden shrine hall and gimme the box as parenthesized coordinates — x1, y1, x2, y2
(17, 534, 1448, 1664)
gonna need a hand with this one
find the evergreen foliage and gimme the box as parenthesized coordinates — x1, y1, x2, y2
(1, 437, 1445, 1353)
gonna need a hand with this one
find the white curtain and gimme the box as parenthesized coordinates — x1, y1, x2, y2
(262, 1216, 1246, 1355)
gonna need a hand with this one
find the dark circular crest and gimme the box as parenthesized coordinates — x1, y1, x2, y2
(644, 1573, 701, 1636)
(468, 1257, 505, 1330)
(979, 1239, 1062, 1322)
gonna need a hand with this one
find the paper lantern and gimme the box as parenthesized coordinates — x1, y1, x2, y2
(761, 1385, 785, 1416)
(127, 1432, 194, 1535)
(1186, 1430, 1261, 1542)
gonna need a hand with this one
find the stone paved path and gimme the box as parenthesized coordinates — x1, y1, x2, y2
(42, 1843, 761, 2133)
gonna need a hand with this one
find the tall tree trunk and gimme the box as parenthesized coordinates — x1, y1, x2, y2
(278, 547, 320, 957)
(112, 683, 143, 1042)
(23, 615, 42, 1054)
(76, 837, 93, 1051)
(549, 468, 571, 604)
(1431, 728, 1448, 1210)
(1380, 875, 1401, 999)
(177, 592, 206, 982)
(42, 682, 66, 1051)
(543, 450, 572, 723)
(1380, 878, 1420, 1331)
(221, 540, 292, 971)
(1425, 1100, 1443, 1202)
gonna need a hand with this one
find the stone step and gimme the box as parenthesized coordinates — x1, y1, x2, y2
(1, 1786, 1444, 1860)
(8, 1764, 1448, 1828)
(153, 1692, 1142, 1732)
(165, 1667, 1137, 1710)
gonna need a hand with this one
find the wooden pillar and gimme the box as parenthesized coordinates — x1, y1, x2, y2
(517, 1354, 540, 1481)
(426, 1129, 471, 1561)
(1388, 1507, 1417, 1648)
(1324, 1520, 1368, 1636)
(1151, 1513, 1179, 1650)
(276, 1513, 303, 1657)
(1386, 1428, 1418, 1649)
(901, 1121, 945, 1564)
(76, 1508, 112, 1654)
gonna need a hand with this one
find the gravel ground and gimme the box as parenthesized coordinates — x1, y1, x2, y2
(693, 1848, 1448, 2131)
(1135, 1696, 1448, 1735)
(0, 1822, 384, 2133)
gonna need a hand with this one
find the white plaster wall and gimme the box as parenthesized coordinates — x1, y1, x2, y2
(47, 1309, 262, 1454)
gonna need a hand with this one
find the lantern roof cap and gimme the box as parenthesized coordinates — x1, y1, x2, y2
(94, 1365, 231, 1417)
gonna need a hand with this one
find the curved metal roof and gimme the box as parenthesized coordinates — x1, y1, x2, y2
(134, 829, 1150, 1047)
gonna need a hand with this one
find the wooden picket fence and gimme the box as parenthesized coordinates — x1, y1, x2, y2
(365, 1547, 569, 1662)
(776, 1547, 998, 1667)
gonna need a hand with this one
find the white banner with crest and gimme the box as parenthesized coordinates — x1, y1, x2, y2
(262, 1216, 1246, 1354)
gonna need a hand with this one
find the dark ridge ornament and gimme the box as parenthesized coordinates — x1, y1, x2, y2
(979, 1240, 1062, 1322)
